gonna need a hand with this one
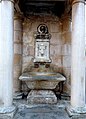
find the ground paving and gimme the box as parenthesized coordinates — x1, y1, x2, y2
(0, 99, 86, 119)
(13, 100, 70, 119)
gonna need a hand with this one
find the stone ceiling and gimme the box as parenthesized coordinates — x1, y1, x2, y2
(18, 0, 67, 17)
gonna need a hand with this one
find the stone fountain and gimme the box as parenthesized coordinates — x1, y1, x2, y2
(19, 24, 66, 104)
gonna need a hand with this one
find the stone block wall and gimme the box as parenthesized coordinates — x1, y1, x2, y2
(22, 16, 62, 71)
(61, 16, 72, 93)
(14, 14, 23, 93)
(22, 15, 72, 93)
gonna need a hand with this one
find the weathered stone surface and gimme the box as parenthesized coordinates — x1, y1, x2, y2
(14, 65, 22, 77)
(14, 55, 22, 65)
(0, 0, 14, 106)
(62, 32, 71, 44)
(62, 67, 71, 93)
(14, 31, 22, 43)
(23, 44, 34, 56)
(23, 33, 34, 45)
(22, 56, 33, 71)
(62, 17, 72, 32)
(27, 90, 57, 104)
(62, 44, 71, 56)
(14, 44, 22, 54)
(0, 105, 17, 119)
(21, 15, 71, 93)
(66, 104, 86, 119)
(14, 20, 22, 31)
(71, 1, 85, 108)
(13, 65, 22, 92)
(63, 56, 71, 68)
(63, 68, 71, 85)
(51, 55, 62, 67)
(22, 16, 63, 72)
(50, 22, 61, 33)
(19, 72, 66, 90)
(50, 33, 62, 45)
(13, 99, 70, 119)
(50, 45, 62, 56)
(0, 115, 11, 119)
(0, 106, 16, 114)
(23, 56, 33, 64)
(23, 44, 30, 56)
(14, 13, 23, 93)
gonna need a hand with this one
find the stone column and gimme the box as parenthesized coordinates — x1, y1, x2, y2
(0, 1, 3, 105)
(71, 0, 85, 108)
(14, 13, 23, 93)
(0, 0, 14, 107)
(85, 1, 86, 104)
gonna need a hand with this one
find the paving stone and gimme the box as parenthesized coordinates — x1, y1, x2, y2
(14, 108, 70, 119)
(13, 100, 70, 119)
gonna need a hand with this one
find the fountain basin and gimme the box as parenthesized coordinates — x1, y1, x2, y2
(19, 72, 66, 89)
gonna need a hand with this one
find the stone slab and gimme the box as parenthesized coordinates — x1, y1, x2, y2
(13, 100, 70, 119)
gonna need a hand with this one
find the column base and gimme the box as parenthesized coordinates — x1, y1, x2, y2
(66, 104, 86, 118)
(0, 105, 17, 118)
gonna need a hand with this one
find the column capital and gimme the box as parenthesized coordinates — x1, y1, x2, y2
(0, 0, 14, 4)
(72, 0, 85, 5)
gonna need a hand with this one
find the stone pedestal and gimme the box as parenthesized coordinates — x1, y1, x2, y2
(27, 90, 57, 104)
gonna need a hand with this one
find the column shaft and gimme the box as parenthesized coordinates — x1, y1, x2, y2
(0, 1, 3, 104)
(71, 0, 85, 107)
(0, 0, 14, 107)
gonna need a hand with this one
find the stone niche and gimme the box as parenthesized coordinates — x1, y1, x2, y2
(22, 15, 71, 93)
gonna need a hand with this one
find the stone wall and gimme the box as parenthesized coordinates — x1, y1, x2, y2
(14, 14, 23, 93)
(22, 15, 71, 93)
(61, 15, 72, 93)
